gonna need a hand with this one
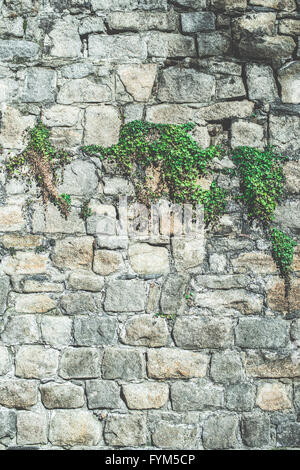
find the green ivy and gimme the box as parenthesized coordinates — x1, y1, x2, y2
(82, 120, 228, 225)
(270, 228, 296, 276)
(231, 145, 287, 223)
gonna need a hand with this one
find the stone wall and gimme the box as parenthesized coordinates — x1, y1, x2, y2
(0, 0, 300, 450)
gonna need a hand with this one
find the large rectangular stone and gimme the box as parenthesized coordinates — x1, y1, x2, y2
(235, 318, 289, 349)
(89, 34, 147, 60)
(173, 317, 233, 349)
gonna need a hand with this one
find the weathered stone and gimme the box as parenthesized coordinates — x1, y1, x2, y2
(211, 351, 243, 384)
(241, 415, 271, 447)
(15, 345, 59, 379)
(58, 160, 98, 197)
(86, 380, 122, 409)
(84, 105, 121, 146)
(195, 100, 254, 121)
(1, 234, 42, 250)
(123, 382, 169, 410)
(181, 12, 215, 33)
(246, 64, 278, 102)
(160, 274, 189, 316)
(148, 33, 196, 58)
(60, 63, 95, 79)
(256, 382, 292, 411)
(46, 17, 81, 58)
(49, 410, 100, 447)
(104, 414, 146, 447)
(278, 62, 300, 104)
(231, 120, 265, 149)
(74, 316, 118, 346)
(89, 34, 147, 60)
(102, 177, 135, 196)
(128, 243, 169, 274)
(109, 10, 175, 31)
(197, 32, 231, 57)
(68, 271, 104, 292)
(0, 275, 10, 314)
(232, 252, 277, 274)
(93, 250, 122, 276)
(23, 68, 56, 103)
(275, 200, 300, 230)
(152, 422, 198, 449)
(32, 204, 85, 234)
(40, 316, 72, 348)
(249, 0, 296, 10)
(216, 76, 245, 100)
(0, 410, 16, 439)
(195, 289, 263, 314)
(171, 238, 205, 270)
(211, 0, 247, 10)
(146, 104, 194, 124)
(20, 279, 64, 293)
(238, 35, 295, 60)
(236, 318, 289, 349)
(245, 352, 300, 379)
(279, 19, 300, 36)
(0, 380, 37, 410)
(92, 0, 168, 9)
(147, 348, 209, 379)
(203, 413, 239, 449)
(117, 64, 157, 102)
(105, 280, 146, 312)
(195, 274, 249, 290)
(277, 423, 300, 448)
(79, 16, 105, 35)
(59, 347, 100, 379)
(174, 317, 233, 349)
(0, 39, 39, 61)
(102, 348, 144, 380)
(121, 314, 169, 347)
(57, 78, 111, 104)
(171, 381, 223, 411)
(226, 384, 255, 412)
(232, 13, 276, 41)
(52, 236, 94, 271)
(41, 382, 85, 409)
(1, 315, 40, 345)
(14, 293, 57, 313)
(0, 107, 36, 150)
(17, 412, 48, 445)
(0, 205, 25, 231)
(269, 115, 300, 155)
(0, 346, 10, 375)
(61, 292, 97, 315)
(284, 161, 300, 194)
(158, 67, 214, 103)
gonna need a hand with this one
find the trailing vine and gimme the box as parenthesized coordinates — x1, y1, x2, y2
(5, 121, 72, 217)
(82, 121, 228, 226)
(3, 120, 297, 289)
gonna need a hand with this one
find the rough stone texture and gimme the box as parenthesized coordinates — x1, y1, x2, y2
(15, 346, 59, 379)
(173, 317, 233, 349)
(121, 314, 169, 347)
(246, 64, 278, 102)
(59, 348, 100, 379)
(122, 382, 169, 409)
(102, 348, 144, 380)
(0, 0, 299, 451)
(202, 413, 239, 449)
(104, 414, 146, 447)
(17, 412, 48, 445)
(49, 410, 100, 447)
(256, 382, 292, 411)
(128, 243, 169, 274)
(147, 349, 209, 379)
(105, 280, 146, 312)
(41, 383, 85, 409)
